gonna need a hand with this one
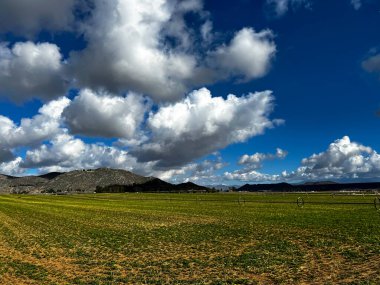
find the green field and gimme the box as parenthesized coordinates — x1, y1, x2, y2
(0, 193, 379, 284)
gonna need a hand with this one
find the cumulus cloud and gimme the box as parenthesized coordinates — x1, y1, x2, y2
(68, 0, 276, 101)
(69, 0, 199, 101)
(239, 148, 287, 168)
(0, 0, 277, 103)
(208, 28, 276, 81)
(63, 89, 150, 139)
(22, 134, 137, 173)
(362, 53, 380, 76)
(155, 154, 227, 184)
(0, 97, 70, 148)
(0, 157, 24, 176)
(132, 88, 282, 167)
(0, 0, 283, 178)
(224, 169, 280, 182)
(224, 137, 380, 183)
(0, 0, 77, 36)
(20, 132, 225, 184)
(0, 42, 67, 102)
(351, 0, 362, 10)
(0, 86, 283, 180)
(285, 136, 380, 180)
(162, 0, 205, 50)
(182, 158, 226, 184)
(266, 0, 311, 17)
(21, 134, 85, 168)
(223, 148, 286, 182)
(0, 148, 14, 163)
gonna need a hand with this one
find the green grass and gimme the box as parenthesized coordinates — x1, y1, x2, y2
(0, 193, 379, 284)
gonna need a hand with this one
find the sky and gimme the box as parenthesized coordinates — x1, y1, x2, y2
(0, 0, 380, 185)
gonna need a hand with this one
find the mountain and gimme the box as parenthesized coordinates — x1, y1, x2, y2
(0, 175, 49, 194)
(238, 181, 380, 192)
(41, 168, 151, 193)
(38, 172, 63, 180)
(96, 179, 210, 193)
(0, 174, 14, 180)
(238, 182, 294, 192)
(0, 168, 210, 194)
(175, 182, 209, 191)
(9, 176, 49, 194)
(302, 181, 338, 185)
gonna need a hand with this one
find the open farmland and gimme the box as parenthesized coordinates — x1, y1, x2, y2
(0, 193, 379, 284)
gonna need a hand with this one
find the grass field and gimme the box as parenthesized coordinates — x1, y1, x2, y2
(0, 193, 379, 284)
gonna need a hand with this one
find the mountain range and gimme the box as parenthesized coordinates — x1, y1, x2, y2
(238, 182, 380, 192)
(0, 168, 209, 194)
(1, 168, 380, 194)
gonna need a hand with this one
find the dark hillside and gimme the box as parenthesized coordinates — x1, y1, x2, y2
(42, 168, 150, 193)
(96, 178, 210, 193)
(238, 182, 380, 192)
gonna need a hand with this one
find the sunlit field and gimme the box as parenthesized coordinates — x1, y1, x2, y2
(0, 193, 379, 284)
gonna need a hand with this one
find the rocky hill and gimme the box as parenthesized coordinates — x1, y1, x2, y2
(0, 168, 210, 194)
(0, 175, 49, 194)
(41, 168, 150, 193)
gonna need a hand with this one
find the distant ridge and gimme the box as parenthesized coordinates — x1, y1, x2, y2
(175, 182, 209, 191)
(302, 181, 338, 185)
(38, 172, 63, 180)
(2, 169, 380, 194)
(238, 181, 380, 192)
(0, 168, 210, 194)
(96, 179, 209, 193)
(238, 182, 293, 192)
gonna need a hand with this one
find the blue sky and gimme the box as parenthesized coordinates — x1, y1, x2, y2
(0, 0, 379, 185)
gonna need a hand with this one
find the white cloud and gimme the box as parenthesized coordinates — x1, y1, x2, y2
(224, 169, 280, 182)
(362, 53, 380, 76)
(224, 137, 380, 183)
(200, 20, 213, 43)
(182, 158, 226, 184)
(0, 42, 66, 102)
(266, 0, 312, 17)
(63, 89, 150, 139)
(152, 164, 197, 182)
(0, 0, 77, 36)
(239, 148, 287, 168)
(0, 97, 70, 148)
(267, 0, 289, 17)
(0, 0, 277, 103)
(223, 148, 286, 182)
(20, 133, 226, 184)
(22, 134, 137, 173)
(351, 0, 362, 10)
(285, 136, 380, 180)
(209, 28, 276, 81)
(162, 0, 204, 50)
(68, 0, 200, 101)
(21, 133, 85, 168)
(0, 0, 282, 178)
(0, 157, 24, 176)
(68, 0, 276, 101)
(132, 88, 282, 167)
(0, 86, 283, 180)
(155, 155, 227, 184)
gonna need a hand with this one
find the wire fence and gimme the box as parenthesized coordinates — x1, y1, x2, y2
(42, 189, 380, 210)
(81, 193, 380, 211)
